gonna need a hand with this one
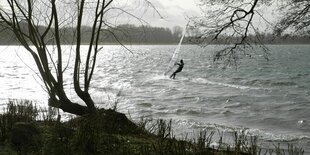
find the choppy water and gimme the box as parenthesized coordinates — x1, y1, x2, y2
(1, 44, 310, 153)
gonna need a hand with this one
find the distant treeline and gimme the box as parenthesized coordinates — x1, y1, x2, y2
(0, 23, 183, 45)
(189, 33, 310, 45)
(0, 23, 309, 45)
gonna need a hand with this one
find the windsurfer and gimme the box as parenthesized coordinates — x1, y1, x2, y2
(170, 59, 184, 79)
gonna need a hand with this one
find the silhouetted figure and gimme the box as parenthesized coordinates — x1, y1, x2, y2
(170, 59, 184, 79)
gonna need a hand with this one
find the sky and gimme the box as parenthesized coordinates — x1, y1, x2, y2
(142, 0, 201, 28)
(98, 0, 202, 29)
(139, 0, 277, 31)
(0, 0, 201, 29)
(105, 0, 202, 29)
(0, 0, 279, 32)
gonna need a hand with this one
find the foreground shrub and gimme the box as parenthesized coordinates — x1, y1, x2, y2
(0, 100, 305, 155)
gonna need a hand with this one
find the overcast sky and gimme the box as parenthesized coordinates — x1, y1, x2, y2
(136, 0, 277, 31)
(0, 0, 201, 29)
(0, 0, 277, 31)
(105, 0, 202, 29)
(143, 0, 201, 28)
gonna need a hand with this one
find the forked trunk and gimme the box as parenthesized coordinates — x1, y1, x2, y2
(48, 97, 90, 116)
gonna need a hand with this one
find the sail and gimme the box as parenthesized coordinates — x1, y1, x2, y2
(164, 23, 188, 75)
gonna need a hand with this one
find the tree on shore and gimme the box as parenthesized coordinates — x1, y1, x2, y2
(191, 0, 310, 66)
(0, 0, 155, 115)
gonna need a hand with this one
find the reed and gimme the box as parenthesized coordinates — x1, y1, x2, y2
(0, 100, 38, 143)
(0, 100, 306, 155)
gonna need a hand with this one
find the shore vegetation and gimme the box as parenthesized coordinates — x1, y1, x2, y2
(0, 100, 304, 155)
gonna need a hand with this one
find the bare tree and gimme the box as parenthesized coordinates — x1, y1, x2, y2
(276, 0, 310, 35)
(0, 0, 157, 115)
(191, 0, 310, 66)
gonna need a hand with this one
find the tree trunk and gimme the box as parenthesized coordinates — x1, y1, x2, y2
(48, 98, 90, 116)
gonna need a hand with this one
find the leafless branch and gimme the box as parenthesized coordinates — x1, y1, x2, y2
(191, 0, 274, 67)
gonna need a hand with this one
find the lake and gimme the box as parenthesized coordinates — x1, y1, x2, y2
(0, 44, 309, 153)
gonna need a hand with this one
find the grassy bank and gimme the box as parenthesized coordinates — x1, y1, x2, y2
(0, 100, 304, 155)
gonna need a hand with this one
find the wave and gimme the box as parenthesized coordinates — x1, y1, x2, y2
(175, 109, 201, 115)
(258, 131, 310, 143)
(224, 102, 249, 108)
(271, 81, 298, 86)
(137, 102, 153, 107)
(172, 119, 310, 144)
(290, 73, 310, 80)
(244, 79, 298, 87)
(192, 78, 264, 90)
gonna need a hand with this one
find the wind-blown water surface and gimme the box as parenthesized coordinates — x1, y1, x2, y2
(1, 44, 309, 153)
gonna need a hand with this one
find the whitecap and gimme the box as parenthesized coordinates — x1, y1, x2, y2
(298, 120, 306, 125)
(297, 120, 308, 128)
(192, 77, 265, 90)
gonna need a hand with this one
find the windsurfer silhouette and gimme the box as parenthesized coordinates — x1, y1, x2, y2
(170, 59, 184, 79)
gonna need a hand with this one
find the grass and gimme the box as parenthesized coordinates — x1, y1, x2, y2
(0, 100, 305, 155)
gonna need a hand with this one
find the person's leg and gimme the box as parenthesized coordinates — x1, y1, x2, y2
(173, 70, 181, 79)
(172, 73, 176, 79)
(170, 72, 176, 79)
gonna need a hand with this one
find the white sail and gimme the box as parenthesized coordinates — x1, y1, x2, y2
(164, 23, 188, 75)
